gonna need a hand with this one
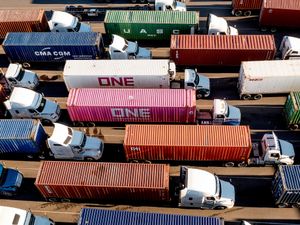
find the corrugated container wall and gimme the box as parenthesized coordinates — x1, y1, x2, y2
(232, 0, 262, 11)
(0, 119, 47, 154)
(2, 32, 103, 63)
(104, 10, 199, 41)
(123, 125, 252, 162)
(35, 161, 170, 202)
(78, 208, 224, 225)
(170, 35, 276, 66)
(284, 92, 300, 127)
(259, 0, 300, 29)
(0, 9, 49, 39)
(272, 165, 300, 206)
(67, 88, 196, 123)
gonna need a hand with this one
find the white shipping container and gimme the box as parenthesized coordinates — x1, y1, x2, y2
(238, 60, 300, 100)
(63, 60, 175, 90)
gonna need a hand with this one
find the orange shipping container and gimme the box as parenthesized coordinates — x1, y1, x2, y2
(0, 9, 49, 39)
(124, 125, 252, 162)
(35, 161, 170, 202)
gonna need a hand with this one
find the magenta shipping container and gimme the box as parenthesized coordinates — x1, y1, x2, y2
(124, 125, 252, 162)
(232, 0, 263, 16)
(259, 0, 300, 29)
(67, 88, 196, 123)
(170, 35, 276, 66)
(35, 161, 170, 202)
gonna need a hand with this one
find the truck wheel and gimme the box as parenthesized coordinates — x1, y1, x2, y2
(22, 62, 31, 68)
(139, 0, 146, 3)
(270, 27, 277, 33)
(196, 93, 203, 99)
(244, 11, 251, 16)
(277, 203, 288, 208)
(75, 122, 85, 127)
(253, 94, 262, 100)
(84, 157, 95, 161)
(61, 198, 71, 202)
(42, 119, 52, 125)
(214, 206, 226, 210)
(260, 27, 267, 32)
(238, 162, 247, 167)
(87, 122, 95, 127)
(288, 124, 298, 130)
(131, 0, 137, 3)
(234, 10, 242, 17)
(241, 94, 251, 100)
(48, 198, 58, 202)
(292, 203, 300, 208)
(224, 162, 234, 167)
(75, 14, 82, 21)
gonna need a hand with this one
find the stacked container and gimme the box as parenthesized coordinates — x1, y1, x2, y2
(67, 88, 196, 123)
(170, 35, 276, 66)
(35, 161, 170, 202)
(104, 10, 199, 41)
(284, 92, 300, 130)
(123, 124, 252, 162)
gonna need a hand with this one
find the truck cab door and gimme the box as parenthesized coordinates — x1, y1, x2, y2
(202, 196, 216, 209)
(28, 108, 39, 117)
(213, 114, 225, 125)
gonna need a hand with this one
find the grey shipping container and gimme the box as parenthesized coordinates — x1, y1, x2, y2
(0, 119, 47, 155)
(78, 208, 224, 225)
(104, 11, 199, 41)
(2, 32, 104, 66)
(272, 165, 300, 207)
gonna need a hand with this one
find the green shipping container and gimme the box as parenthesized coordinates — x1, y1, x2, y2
(284, 92, 300, 130)
(104, 10, 199, 41)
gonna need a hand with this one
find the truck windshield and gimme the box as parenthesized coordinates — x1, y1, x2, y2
(0, 167, 7, 185)
(74, 22, 81, 32)
(194, 74, 199, 85)
(28, 215, 35, 225)
(215, 175, 222, 198)
(80, 134, 87, 148)
(36, 98, 46, 113)
(15, 68, 25, 81)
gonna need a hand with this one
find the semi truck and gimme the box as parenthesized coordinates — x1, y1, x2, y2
(123, 125, 295, 166)
(35, 161, 235, 209)
(3, 87, 60, 123)
(63, 59, 209, 98)
(0, 9, 91, 40)
(238, 60, 300, 100)
(284, 92, 300, 130)
(272, 165, 300, 208)
(77, 209, 223, 225)
(231, 0, 262, 16)
(259, 0, 300, 32)
(67, 88, 241, 125)
(0, 206, 54, 225)
(170, 34, 276, 66)
(0, 119, 104, 161)
(278, 36, 300, 60)
(104, 11, 237, 41)
(2, 32, 150, 68)
(0, 163, 23, 197)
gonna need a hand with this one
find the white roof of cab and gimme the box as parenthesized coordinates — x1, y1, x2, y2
(49, 11, 76, 29)
(284, 36, 300, 49)
(0, 206, 27, 225)
(9, 87, 39, 108)
(5, 63, 21, 79)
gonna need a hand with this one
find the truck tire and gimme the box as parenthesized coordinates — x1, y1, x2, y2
(22, 62, 31, 68)
(244, 11, 251, 16)
(241, 94, 251, 100)
(75, 14, 82, 21)
(84, 157, 95, 161)
(196, 93, 203, 99)
(48, 198, 59, 202)
(131, 0, 137, 3)
(234, 10, 242, 17)
(42, 119, 52, 125)
(253, 94, 262, 100)
(139, 0, 146, 3)
(270, 27, 277, 33)
(61, 198, 71, 202)
(214, 206, 226, 210)
(238, 162, 247, 167)
(277, 203, 288, 208)
(224, 162, 234, 167)
(288, 124, 298, 130)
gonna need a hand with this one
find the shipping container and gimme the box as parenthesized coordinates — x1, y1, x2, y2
(35, 161, 170, 202)
(284, 92, 300, 130)
(259, 0, 300, 30)
(67, 88, 196, 123)
(238, 60, 300, 100)
(272, 165, 300, 207)
(63, 60, 173, 90)
(104, 11, 199, 41)
(0, 119, 47, 155)
(2, 32, 104, 66)
(232, 0, 262, 16)
(170, 35, 276, 66)
(123, 125, 252, 162)
(0, 9, 49, 39)
(78, 208, 224, 225)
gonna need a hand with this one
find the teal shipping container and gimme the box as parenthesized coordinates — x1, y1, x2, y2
(104, 10, 199, 41)
(284, 92, 300, 130)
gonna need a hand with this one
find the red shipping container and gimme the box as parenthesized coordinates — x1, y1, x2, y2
(124, 125, 252, 162)
(35, 161, 170, 202)
(170, 35, 276, 66)
(259, 0, 300, 29)
(0, 9, 49, 39)
(67, 88, 196, 123)
(232, 0, 262, 16)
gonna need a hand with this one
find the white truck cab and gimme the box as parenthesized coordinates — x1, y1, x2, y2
(250, 132, 295, 166)
(212, 99, 241, 125)
(3, 87, 60, 123)
(4, 63, 39, 89)
(0, 206, 54, 225)
(178, 166, 235, 209)
(155, 0, 186, 11)
(184, 69, 210, 98)
(207, 14, 238, 35)
(279, 36, 300, 60)
(48, 11, 92, 32)
(109, 35, 152, 59)
(47, 123, 104, 160)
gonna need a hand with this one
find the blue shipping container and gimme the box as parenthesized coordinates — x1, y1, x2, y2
(2, 32, 104, 63)
(272, 165, 300, 206)
(0, 119, 47, 155)
(78, 208, 224, 225)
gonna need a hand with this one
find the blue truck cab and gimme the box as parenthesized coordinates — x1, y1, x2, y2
(0, 163, 23, 196)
